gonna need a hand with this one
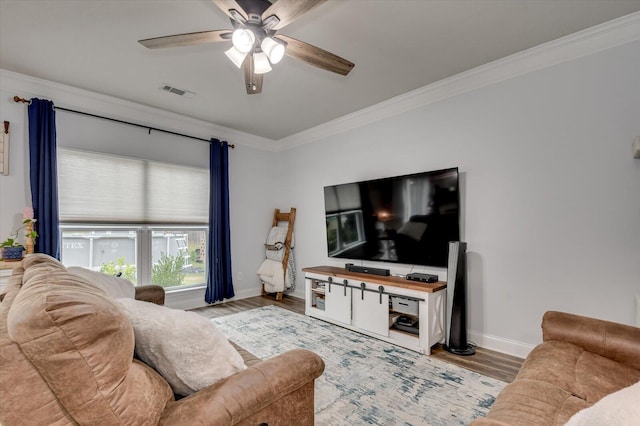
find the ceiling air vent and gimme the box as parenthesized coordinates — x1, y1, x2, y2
(160, 84, 195, 98)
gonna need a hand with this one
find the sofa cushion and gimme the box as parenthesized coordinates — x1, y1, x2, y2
(565, 380, 640, 425)
(516, 341, 584, 391)
(0, 266, 76, 426)
(483, 378, 591, 426)
(116, 298, 247, 396)
(5, 254, 173, 425)
(231, 340, 262, 367)
(573, 351, 640, 403)
(68, 265, 136, 299)
(517, 341, 640, 403)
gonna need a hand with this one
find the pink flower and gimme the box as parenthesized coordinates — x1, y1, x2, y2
(23, 207, 34, 220)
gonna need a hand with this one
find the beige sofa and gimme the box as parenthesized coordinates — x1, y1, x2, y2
(0, 254, 324, 425)
(473, 311, 640, 425)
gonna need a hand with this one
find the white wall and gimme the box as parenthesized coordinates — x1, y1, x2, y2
(0, 88, 30, 240)
(2, 25, 639, 357)
(0, 70, 277, 307)
(277, 40, 640, 356)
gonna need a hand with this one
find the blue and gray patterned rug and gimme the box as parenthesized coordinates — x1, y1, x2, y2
(213, 305, 504, 425)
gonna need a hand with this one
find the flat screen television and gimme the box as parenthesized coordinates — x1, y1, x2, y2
(324, 167, 460, 268)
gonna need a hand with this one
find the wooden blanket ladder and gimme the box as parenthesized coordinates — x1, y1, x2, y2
(262, 207, 296, 301)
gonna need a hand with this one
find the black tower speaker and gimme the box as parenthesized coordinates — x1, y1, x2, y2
(444, 241, 475, 356)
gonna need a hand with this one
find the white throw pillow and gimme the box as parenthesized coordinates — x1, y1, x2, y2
(68, 266, 136, 299)
(565, 380, 640, 425)
(115, 298, 247, 396)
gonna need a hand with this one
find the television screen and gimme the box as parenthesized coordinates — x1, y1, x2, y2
(324, 167, 460, 268)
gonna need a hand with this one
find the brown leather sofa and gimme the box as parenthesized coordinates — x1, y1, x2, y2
(473, 311, 640, 425)
(0, 254, 325, 426)
(134, 283, 166, 305)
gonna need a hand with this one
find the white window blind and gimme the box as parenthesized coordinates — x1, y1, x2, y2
(58, 149, 209, 223)
(324, 183, 361, 212)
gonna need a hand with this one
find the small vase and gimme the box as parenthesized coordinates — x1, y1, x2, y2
(1, 246, 24, 262)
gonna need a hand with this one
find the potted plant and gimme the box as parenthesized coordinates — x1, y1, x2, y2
(23, 217, 38, 254)
(0, 233, 25, 261)
(0, 217, 38, 262)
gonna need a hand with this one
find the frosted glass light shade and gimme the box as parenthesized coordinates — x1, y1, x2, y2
(225, 47, 247, 68)
(231, 28, 255, 53)
(253, 52, 272, 74)
(261, 37, 286, 64)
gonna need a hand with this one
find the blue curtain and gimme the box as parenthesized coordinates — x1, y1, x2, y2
(28, 99, 60, 259)
(205, 139, 234, 303)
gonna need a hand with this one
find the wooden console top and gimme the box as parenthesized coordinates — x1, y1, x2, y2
(302, 266, 446, 293)
(0, 260, 22, 270)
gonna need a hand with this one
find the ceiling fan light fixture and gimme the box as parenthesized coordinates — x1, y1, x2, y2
(261, 15, 281, 31)
(138, 1, 355, 95)
(231, 28, 255, 53)
(253, 52, 272, 74)
(261, 37, 286, 64)
(225, 46, 247, 68)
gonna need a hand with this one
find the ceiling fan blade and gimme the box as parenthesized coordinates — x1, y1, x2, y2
(139, 30, 231, 49)
(262, 0, 327, 30)
(212, 0, 248, 22)
(276, 35, 354, 76)
(243, 55, 263, 94)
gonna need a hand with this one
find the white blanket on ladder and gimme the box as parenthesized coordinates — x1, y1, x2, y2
(258, 226, 295, 293)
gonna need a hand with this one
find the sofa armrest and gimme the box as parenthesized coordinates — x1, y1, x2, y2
(542, 311, 640, 370)
(134, 285, 165, 305)
(159, 349, 324, 425)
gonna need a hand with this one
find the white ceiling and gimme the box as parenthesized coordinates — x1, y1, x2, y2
(1, 0, 639, 141)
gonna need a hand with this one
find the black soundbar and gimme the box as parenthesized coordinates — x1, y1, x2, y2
(345, 263, 390, 276)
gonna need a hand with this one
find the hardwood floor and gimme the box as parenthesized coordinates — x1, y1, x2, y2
(191, 293, 306, 319)
(430, 344, 523, 383)
(191, 294, 523, 383)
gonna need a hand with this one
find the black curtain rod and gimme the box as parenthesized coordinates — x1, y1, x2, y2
(13, 96, 234, 149)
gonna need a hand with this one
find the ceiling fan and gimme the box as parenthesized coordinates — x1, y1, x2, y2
(138, 0, 355, 95)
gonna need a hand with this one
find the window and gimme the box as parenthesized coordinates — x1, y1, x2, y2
(324, 184, 366, 255)
(326, 210, 365, 255)
(58, 149, 209, 289)
(150, 228, 207, 287)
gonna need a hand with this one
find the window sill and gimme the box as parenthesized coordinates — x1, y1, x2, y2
(165, 285, 206, 294)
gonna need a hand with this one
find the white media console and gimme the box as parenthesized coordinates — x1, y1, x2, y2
(303, 266, 447, 355)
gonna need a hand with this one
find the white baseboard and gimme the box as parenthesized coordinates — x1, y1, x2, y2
(468, 330, 536, 359)
(165, 286, 207, 310)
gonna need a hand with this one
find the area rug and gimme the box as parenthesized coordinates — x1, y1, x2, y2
(212, 306, 505, 425)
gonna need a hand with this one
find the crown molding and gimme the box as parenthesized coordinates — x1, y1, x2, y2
(3, 10, 638, 153)
(0, 69, 277, 151)
(275, 11, 640, 152)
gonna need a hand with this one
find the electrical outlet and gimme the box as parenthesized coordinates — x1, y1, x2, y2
(237, 272, 243, 281)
